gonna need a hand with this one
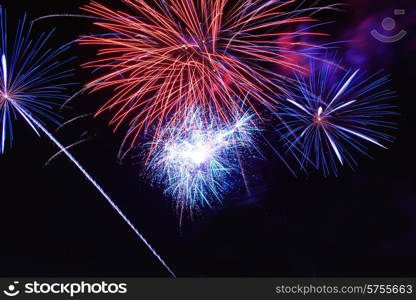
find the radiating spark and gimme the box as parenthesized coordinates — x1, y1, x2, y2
(2, 54, 7, 88)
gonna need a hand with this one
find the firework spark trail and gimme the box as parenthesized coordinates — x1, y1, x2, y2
(12, 102, 176, 277)
(276, 58, 397, 176)
(79, 0, 336, 154)
(145, 108, 258, 214)
(0, 8, 175, 277)
(33, 14, 106, 23)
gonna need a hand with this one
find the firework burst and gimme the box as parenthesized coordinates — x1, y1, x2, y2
(79, 0, 333, 151)
(0, 8, 74, 153)
(144, 108, 258, 215)
(276, 59, 397, 176)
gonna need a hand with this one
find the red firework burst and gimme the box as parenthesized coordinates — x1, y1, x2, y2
(80, 0, 331, 146)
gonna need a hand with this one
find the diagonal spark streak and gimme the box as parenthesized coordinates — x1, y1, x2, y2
(327, 69, 360, 109)
(11, 100, 176, 277)
(324, 127, 343, 165)
(287, 98, 311, 114)
(336, 125, 386, 149)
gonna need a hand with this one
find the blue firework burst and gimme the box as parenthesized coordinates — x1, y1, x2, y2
(276, 59, 397, 176)
(0, 7, 74, 154)
(144, 108, 259, 214)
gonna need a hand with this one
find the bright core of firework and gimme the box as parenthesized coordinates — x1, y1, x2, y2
(173, 141, 212, 166)
(145, 110, 257, 213)
(165, 123, 236, 168)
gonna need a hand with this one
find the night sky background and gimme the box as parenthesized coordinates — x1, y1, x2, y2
(1, 0, 415, 277)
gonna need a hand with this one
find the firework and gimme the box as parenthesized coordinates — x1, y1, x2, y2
(79, 0, 333, 151)
(0, 9, 74, 153)
(0, 7, 175, 277)
(276, 59, 397, 176)
(144, 108, 258, 215)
